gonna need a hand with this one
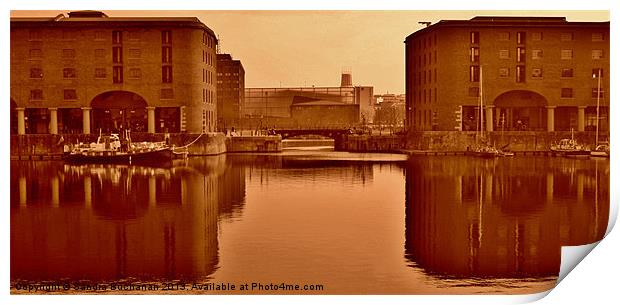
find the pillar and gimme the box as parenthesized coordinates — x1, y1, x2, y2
(81, 107, 91, 134)
(485, 106, 494, 132)
(16, 107, 26, 135)
(147, 106, 156, 133)
(546, 106, 555, 132)
(577, 106, 586, 132)
(49, 107, 58, 134)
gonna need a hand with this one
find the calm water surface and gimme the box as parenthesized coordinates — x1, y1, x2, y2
(10, 149, 609, 294)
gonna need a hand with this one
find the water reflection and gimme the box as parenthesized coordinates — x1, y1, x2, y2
(11, 156, 246, 282)
(405, 157, 609, 282)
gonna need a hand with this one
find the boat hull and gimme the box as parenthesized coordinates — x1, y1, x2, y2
(551, 149, 591, 157)
(64, 148, 173, 165)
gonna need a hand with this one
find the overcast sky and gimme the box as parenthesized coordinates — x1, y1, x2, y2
(10, 10, 609, 94)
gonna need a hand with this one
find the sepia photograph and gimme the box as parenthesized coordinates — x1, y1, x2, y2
(6, 5, 612, 301)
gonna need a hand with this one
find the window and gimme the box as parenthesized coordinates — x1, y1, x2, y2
(94, 31, 106, 41)
(470, 32, 479, 44)
(561, 68, 574, 78)
(63, 89, 77, 100)
(517, 32, 526, 44)
(162, 47, 172, 63)
(561, 49, 573, 60)
(532, 32, 542, 41)
(592, 88, 605, 98)
(30, 67, 43, 79)
(63, 68, 76, 78)
(112, 31, 122, 44)
(591, 49, 604, 59)
(516, 66, 525, 83)
(29, 49, 42, 58)
(592, 32, 604, 42)
(29, 29, 42, 41)
(517, 47, 526, 63)
(499, 49, 510, 59)
(113, 47, 123, 63)
(161, 89, 174, 99)
(498, 32, 510, 40)
(113, 66, 123, 83)
(128, 68, 141, 79)
(532, 49, 543, 59)
(128, 49, 141, 59)
(469, 65, 480, 82)
(128, 31, 141, 41)
(62, 49, 76, 59)
(468, 87, 479, 97)
(62, 30, 76, 40)
(162, 30, 172, 44)
(162, 66, 173, 83)
(592, 68, 604, 78)
(94, 68, 106, 78)
(95, 49, 106, 58)
(561, 32, 573, 41)
(499, 67, 510, 77)
(30, 89, 43, 100)
(561, 88, 573, 98)
(470, 47, 479, 62)
(532, 68, 543, 78)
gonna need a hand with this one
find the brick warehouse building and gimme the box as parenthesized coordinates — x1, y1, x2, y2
(404, 17, 609, 133)
(216, 53, 245, 130)
(10, 11, 218, 135)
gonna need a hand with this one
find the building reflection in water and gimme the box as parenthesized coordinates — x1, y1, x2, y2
(405, 157, 609, 281)
(10, 157, 246, 282)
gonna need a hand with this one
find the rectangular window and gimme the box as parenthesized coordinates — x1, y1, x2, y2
(128, 68, 141, 79)
(30, 89, 43, 100)
(162, 47, 172, 63)
(592, 68, 604, 78)
(94, 31, 106, 41)
(516, 32, 526, 44)
(532, 32, 542, 41)
(128, 48, 141, 59)
(94, 68, 106, 78)
(561, 49, 573, 60)
(62, 30, 76, 40)
(532, 68, 543, 78)
(499, 49, 510, 59)
(499, 67, 510, 77)
(162, 30, 172, 44)
(592, 32, 604, 41)
(470, 47, 479, 62)
(516, 66, 525, 83)
(561, 68, 574, 78)
(112, 31, 122, 44)
(62, 49, 76, 59)
(29, 29, 42, 41)
(532, 49, 543, 59)
(469, 65, 480, 82)
(95, 49, 106, 58)
(561, 32, 574, 41)
(113, 47, 123, 63)
(128, 31, 141, 41)
(498, 32, 510, 41)
(161, 89, 174, 99)
(591, 49, 604, 59)
(561, 88, 573, 98)
(516, 47, 526, 63)
(63, 89, 77, 100)
(30, 67, 43, 79)
(592, 88, 605, 98)
(29, 49, 42, 58)
(162, 66, 173, 83)
(468, 87, 479, 97)
(470, 32, 479, 44)
(113, 66, 123, 83)
(63, 68, 76, 78)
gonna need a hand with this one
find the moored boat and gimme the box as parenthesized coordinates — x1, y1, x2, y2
(590, 143, 610, 158)
(550, 138, 590, 157)
(64, 133, 173, 165)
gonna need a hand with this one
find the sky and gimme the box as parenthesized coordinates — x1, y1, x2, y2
(9, 10, 609, 95)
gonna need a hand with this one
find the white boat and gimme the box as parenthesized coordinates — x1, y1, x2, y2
(590, 143, 610, 158)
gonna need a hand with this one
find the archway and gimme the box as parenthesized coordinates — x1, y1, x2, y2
(493, 90, 547, 131)
(10, 99, 17, 134)
(91, 91, 148, 133)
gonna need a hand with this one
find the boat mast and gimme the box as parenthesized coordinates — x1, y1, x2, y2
(479, 66, 484, 142)
(595, 68, 601, 146)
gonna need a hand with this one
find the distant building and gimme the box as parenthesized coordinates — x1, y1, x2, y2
(374, 94, 405, 126)
(243, 72, 374, 128)
(10, 11, 218, 135)
(216, 54, 245, 130)
(404, 16, 609, 132)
